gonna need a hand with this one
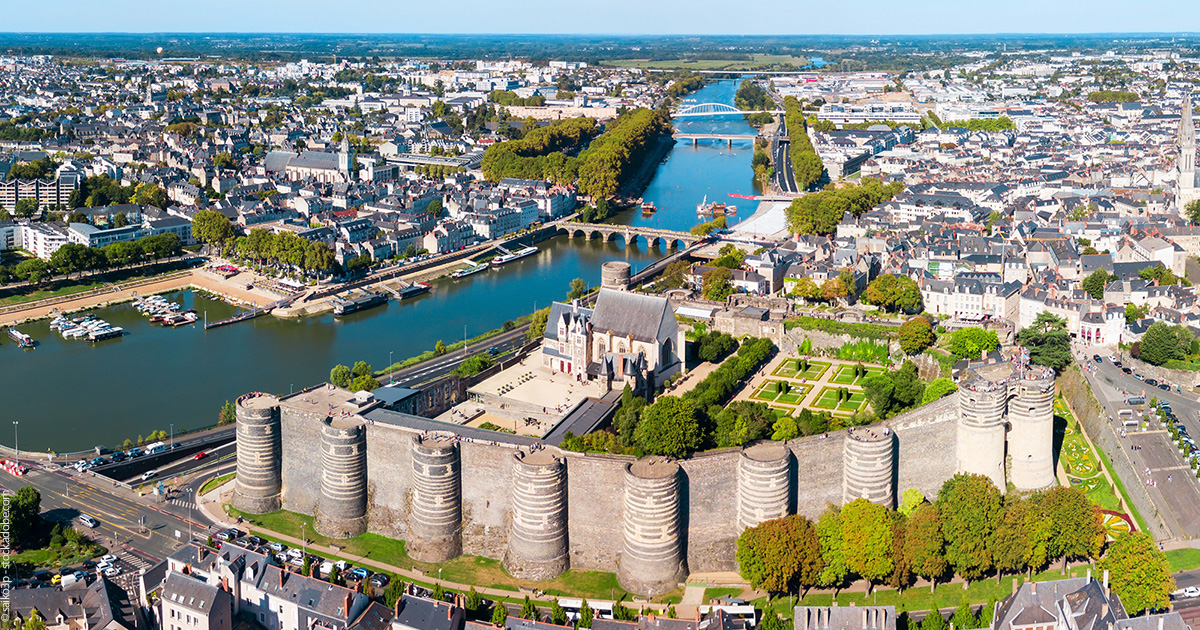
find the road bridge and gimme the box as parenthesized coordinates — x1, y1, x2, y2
(673, 102, 783, 118)
(558, 222, 703, 248)
(672, 132, 759, 146)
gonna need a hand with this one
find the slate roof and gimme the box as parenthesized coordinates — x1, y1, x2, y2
(589, 288, 672, 343)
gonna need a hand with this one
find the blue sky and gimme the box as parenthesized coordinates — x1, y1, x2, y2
(6, 0, 1200, 34)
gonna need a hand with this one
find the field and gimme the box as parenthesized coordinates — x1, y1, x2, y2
(602, 54, 811, 71)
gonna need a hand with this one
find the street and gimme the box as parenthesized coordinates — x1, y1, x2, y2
(384, 326, 531, 389)
(1081, 349, 1200, 538)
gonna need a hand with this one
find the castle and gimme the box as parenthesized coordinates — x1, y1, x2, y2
(231, 353, 1055, 596)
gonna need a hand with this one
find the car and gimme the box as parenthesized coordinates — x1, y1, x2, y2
(101, 554, 117, 563)
(79, 514, 98, 528)
(81, 560, 96, 570)
(72, 570, 88, 582)
(214, 530, 233, 542)
(1146, 378, 1159, 386)
(1122, 367, 1133, 374)
(369, 574, 391, 588)
(246, 536, 265, 546)
(266, 541, 287, 553)
(1093, 355, 1102, 363)
(1134, 373, 1145, 380)
(51, 574, 62, 585)
(487, 346, 500, 356)
(109, 451, 127, 463)
(225, 528, 244, 539)
(285, 548, 304, 560)
(127, 448, 144, 458)
(90, 456, 107, 466)
(347, 567, 373, 581)
(1184, 586, 1200, 598)
(10, 579, 28, 588)
(103, 567, 120, 577)
(1160, 383, 1171, 390)
(193, 451, 207, 461)
(140, 470, 157, 481)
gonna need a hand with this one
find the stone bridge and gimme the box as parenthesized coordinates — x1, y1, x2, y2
(558, 222, 703, 248)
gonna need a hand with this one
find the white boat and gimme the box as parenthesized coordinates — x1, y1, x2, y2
(491, 246, 538, 267)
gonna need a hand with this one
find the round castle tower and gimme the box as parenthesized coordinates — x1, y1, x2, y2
(1007, 366, 1056, 491)
(408, 435, 463, 563)
(618, 458, 687, 597)
(842, 426, 895, 508)
(601, 261, 632, 291)
(737, 443, 792, 529)
(956, 375, 1009, 490)
(231, 393, 282, 514)
(315, 416, 368, 539)
(504, 450, 570, 580)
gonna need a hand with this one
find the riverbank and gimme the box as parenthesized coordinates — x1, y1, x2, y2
(618, 134, 677, 202)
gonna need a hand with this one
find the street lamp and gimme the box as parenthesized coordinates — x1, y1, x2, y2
(170, 423, 174, 450)
(389, 351, 394, 385)
(12, 421, 17, 467)
(301, 522, 306, 564)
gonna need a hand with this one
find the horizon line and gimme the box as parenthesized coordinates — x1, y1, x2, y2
(0, 31, 1199, 37)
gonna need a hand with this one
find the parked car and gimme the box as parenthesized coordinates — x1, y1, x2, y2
(1146, 378, 1159, 386)
(90, 457, 107, 467)
(103, 567, 120, 577)
(110, 451, 127, 463)
(266, 541, 287, 553)
(1134, 373, 1145, 380)
(245, 536, 265, 546)
(1160, 383, 1171, 390)
(369, 574, 390, 588)
(1183, 586, 1200, 598)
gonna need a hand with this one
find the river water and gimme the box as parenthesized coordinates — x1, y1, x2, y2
(2, 79, 757, 452)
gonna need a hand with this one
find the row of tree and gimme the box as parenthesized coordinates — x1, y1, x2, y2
(575, 108, 673, 199)
(738, 473, 1173, 615)
(782, 96, 825, 189)
(225, 226, 337, 275)
(1, 233, 181, 286)
(330, 361, 380, 392)
(785, 177, 905, 235)
(734, 80, 774, 111)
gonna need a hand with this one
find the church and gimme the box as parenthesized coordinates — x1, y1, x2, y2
(541, 289, 685, 394)
(1179, 94, 1199, 209)
(264, 136, 356, 184)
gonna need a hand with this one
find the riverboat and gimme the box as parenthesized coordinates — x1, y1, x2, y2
(398, 282, 431, 300)
(333, 291, 388, 316)
(7, 328, 34, 348)
(87, 327, 124, 342)
(491, 246, 538, 267)
(641, 201, 657, 215)
(451, 263, 489, 279)
(697, 198, 736, 217)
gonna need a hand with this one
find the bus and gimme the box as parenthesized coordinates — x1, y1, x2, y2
(557, 599, 614, 622)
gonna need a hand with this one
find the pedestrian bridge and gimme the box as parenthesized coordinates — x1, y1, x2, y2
(673, 102, 783, 117)
(558, 222, 702, 248)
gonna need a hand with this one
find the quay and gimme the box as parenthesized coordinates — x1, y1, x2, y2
(204, 295, 298, 330)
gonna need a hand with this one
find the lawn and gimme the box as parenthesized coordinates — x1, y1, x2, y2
(1166, 548, 1200, 573)
(0, 259, 198, 307)
(200, 472, 236, 495)
(773, 359, 830, 380)
(229, 508, 670, 602)
(751, 381, 811, 406)
(830, 365, 884, 385)
(812, 386, 866, 412)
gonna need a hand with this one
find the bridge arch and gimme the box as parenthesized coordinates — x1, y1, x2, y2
(675, 102, 743, 116)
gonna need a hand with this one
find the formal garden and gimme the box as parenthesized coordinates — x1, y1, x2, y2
(772, 357, 830, 380)
(812, 386, 868, 413)
(1056, 396, 1136, 539)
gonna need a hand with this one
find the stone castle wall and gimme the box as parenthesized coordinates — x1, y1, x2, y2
(254, 388, 965, 594)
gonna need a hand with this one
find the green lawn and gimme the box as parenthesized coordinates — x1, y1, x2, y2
(752, 381, 810, 406)
(0, 259, 198, 307)
(812, 386, 866, 412)
(830, 365, 885, 385)
(229, 508, 673, 602)
(702, 587, 746, 603)
(1166, 548, 1200, 573)
(200, 473, 236, 495)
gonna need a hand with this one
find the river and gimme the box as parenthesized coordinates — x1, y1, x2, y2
(1, 79, 756, 452)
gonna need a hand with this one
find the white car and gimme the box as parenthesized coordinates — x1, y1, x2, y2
(103, 566, 120, 577)
(100, 554, 117, 563)
(1183, 586, 1200, 598)
(140, 470, 156, 481)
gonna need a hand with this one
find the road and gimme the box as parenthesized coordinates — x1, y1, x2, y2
(774, 119, 798, 194)
(382, 326, 532, 389)
(1082, 349, 1200, 538)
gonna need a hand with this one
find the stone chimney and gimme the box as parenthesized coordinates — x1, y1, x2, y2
(344, 592, 353, 617)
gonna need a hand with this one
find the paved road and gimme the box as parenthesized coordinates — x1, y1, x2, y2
(383, 326, 531, 389)
(1082, 349, 1200, 538)
(774, 120, 798, 194)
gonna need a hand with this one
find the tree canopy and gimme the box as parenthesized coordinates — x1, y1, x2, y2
(863, 274, 923, 313)
(1138, 321, 1194, 367)
(1015, 312, 1072, 371)
(1099, 532, 1173, 615)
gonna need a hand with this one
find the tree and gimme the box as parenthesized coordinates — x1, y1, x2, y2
(907, 503, 947, 591)
(950, 601, 978, 630)
(898, 317, 934, 354)
(491, 602, 508, 626)
(898, 488, 925, 517)
(736, 515, 824, 594)
(935, 473, 1002, 583)
(1099, 532, 1173, 616)
(634, 396, 701, 457)
(192, 209, 235, 248)
(1125, 303, 1149, 324)
(1139, 322, 1192, 366)
(465, 587, 482, 611)
(921, 378, 958, 404)
(991, 495, 1031, 579)
(214, 152, 237, 169)
(1042, 486, 1105, 566)
(14, 258, 51, 285)
(350, 375, 379, 392)
(840, 499, 894, 591)
(790, 277, 820, 302)
(526, 307, 550, 340)
(549, 600, 568, 626)
(921, 610, 947, 630)
(131, 182, 169, 209)
(1016, 312, 1071, 371)
(1187, 200, 1200, 226)
(567, 277, 588, 300)
(434, 340, 447, 356)
(328, 565, 341, 586)
(1082, 269, 1114, 300)
(816, 505, 849, 591)
(821, 278, 848, 304)
(384, 578, 406, 608)
(24, 610, 46, 630)
(218, 400, 236, 425)
(14, 198, 39, 218)
(863, 274, 923, 313)
(520, 596, 538, 620)
(578, 600, 594, 629)
(330, 364, 352, 388)
(10, 486, 41, 549)
(702, 267, 734, 301)
(352, 361, 372, 378)
(949, 328, 999, 360)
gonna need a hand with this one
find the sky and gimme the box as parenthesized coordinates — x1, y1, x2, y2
(5, 0, 1200, 35)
